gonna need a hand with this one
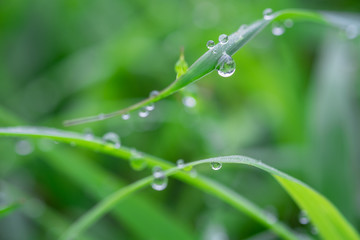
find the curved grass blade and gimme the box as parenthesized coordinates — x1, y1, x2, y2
(0, 201, 22, 219)
(0, 127, 296, 240)
(63, 9, 332, 126)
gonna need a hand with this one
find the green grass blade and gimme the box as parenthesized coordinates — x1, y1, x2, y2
(0, 201, 21, 219)
(62, 9, 336, 126)
(0, 126, 298, 240)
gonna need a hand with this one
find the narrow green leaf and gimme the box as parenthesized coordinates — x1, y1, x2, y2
(0, 201, 21, 219)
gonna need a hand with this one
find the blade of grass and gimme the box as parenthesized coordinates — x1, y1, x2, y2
(0, 201, 21, 219)
(63, 9, 336, 126)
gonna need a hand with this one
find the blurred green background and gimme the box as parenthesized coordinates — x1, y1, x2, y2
(0, 0, 359, 239)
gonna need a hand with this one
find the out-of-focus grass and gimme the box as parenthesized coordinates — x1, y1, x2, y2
(0, 0, 360, 239)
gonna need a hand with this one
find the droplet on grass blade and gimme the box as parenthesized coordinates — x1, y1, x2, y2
(102, 132, 121, 148)
(298, 210, 309, 225)
(272, 23, 285, 36)
(176, 159, 185, 169)
(121, 113, 130, 120)
(138, 108, 149, 118)
(218, 34, 228, 44)
(150, 90, 160, 98)
(15, 140, 33, 156)
(152, 167, 168, 191)
(284, 19, 294, 28)
(206, 40, 215, 49)
(182, 96, 197, 108)
(130, 151, 147, 171)
(211, 162, 222, 170)
(216, 53, 236, 77)
(345, 24, 358, 39)
(263, 8, 274, 20)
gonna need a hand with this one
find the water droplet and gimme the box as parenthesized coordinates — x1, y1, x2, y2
(130, 151, 147, 171)
(98, 113, 105, 120)
(211, 162, 222, 170)
(102, 132, 121, 148)
(138, 108, 149, 118)
(311, 226, 318, 235)
(176, 159, 185, 169)
(145, 103, 155, 111)
(206, 40, 215, 49)
(121, 113, 130, 120)
(272, 23, 285, 36)
(212, 49, 217, 54)
(150, 90, 160, 98)
(238, 24, 247, 34)
(298, 210, 309, 225)
(216, 53, 236, 77)
(190, 169, 197, 177)
(284, 19, 293, 28)
(182, 96, 197, 108)
(263, 8, 274, 20)
(218, 34, 228, 44)
(15, 140, 33, 156)
(345, 24, 358, 39)
(151, 167, 168, 191)
(83, 128, 94, 140)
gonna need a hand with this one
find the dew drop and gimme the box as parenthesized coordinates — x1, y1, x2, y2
(190, 169, 197, 178)
(151, 167, 168, 191)
(272, 23, 285, 36)
(238, 24, 247, 34)
(176, 159, 185, 169)
(298, 210, 309, 225)
(121, 113, 130, 120)
(284, 19, 293, 28)
(212, 49, 217, 54)
(206, 40, 215, 49)
(138, 108, 149, 118)
(263, 8, 274, 20)
(15, 140, 33, 156)
(130, 151, 147, 171)
(345, 24, 358, 39)
(145, 103, 155, 111)
(211, 162, 222, 170)
(218, 34, 228, 44)
(102, 132, 121, 148)
(216, 52, 236, 77)
(150, 90, 160, 98)
(98, 113, 105, 120)
(83, 128, 94, 140)
(182, 96, 197, 108)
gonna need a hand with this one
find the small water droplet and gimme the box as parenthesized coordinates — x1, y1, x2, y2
(272, 23, 285, 36)
(238, 24, 247, 34)
(102, 132, 121, 148)
(211, 162, 222, 170)
(130, 150, 147, 171)
(151, 167, 168, 191)
(138, 108, 149, 118)
(284, 19, 293, 28)
(190, 169, 197, 177)
(150, 90, 160, 98)
(263, 8, 274, 20)
(15, 140, 33, 156)
(218, 34, 228, 44)
(98, 113, 105, 120)
(84, 128, 94, 140)
(176, 159, 185, 169)
(121, 113, 130, 120)
(206, 40, 215, 49)
(298, 210, 309, 225)
(345, 24, 358, 39)
(182, 96, 197, 108)
(216, 52, 236, 77)
(212, 49, 217, 54)
(145, 103, 155, 111)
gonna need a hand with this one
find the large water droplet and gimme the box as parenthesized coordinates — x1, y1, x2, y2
(15, 140, 33, 156)
(176, 159, 185, 169)
(206, 40, 215, 49)
(263, 8, 274, 20)
(138, 108, 149, 118)
(130, 151, 147, 171)
(151, 167, 168, 191)
(211, 162, 222, 170)
(145, 103, 155, 111)
(121, 113, 130, 120)
(345, 24, 358, 39)
(216, 53, 236, 77)
(150, 90, 160, 98)
(284, 19, 293, 28)
(218, 34, 228, 44)
(182, 96, 197, 108)
(272, 23, 285, 36)
(102, 132, 121, 148)
(298, 210, 309, 225)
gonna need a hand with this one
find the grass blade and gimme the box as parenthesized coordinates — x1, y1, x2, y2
(0, 201, 21, 219)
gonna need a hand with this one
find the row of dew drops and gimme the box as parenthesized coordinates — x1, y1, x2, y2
(206, 8, 359, 79)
